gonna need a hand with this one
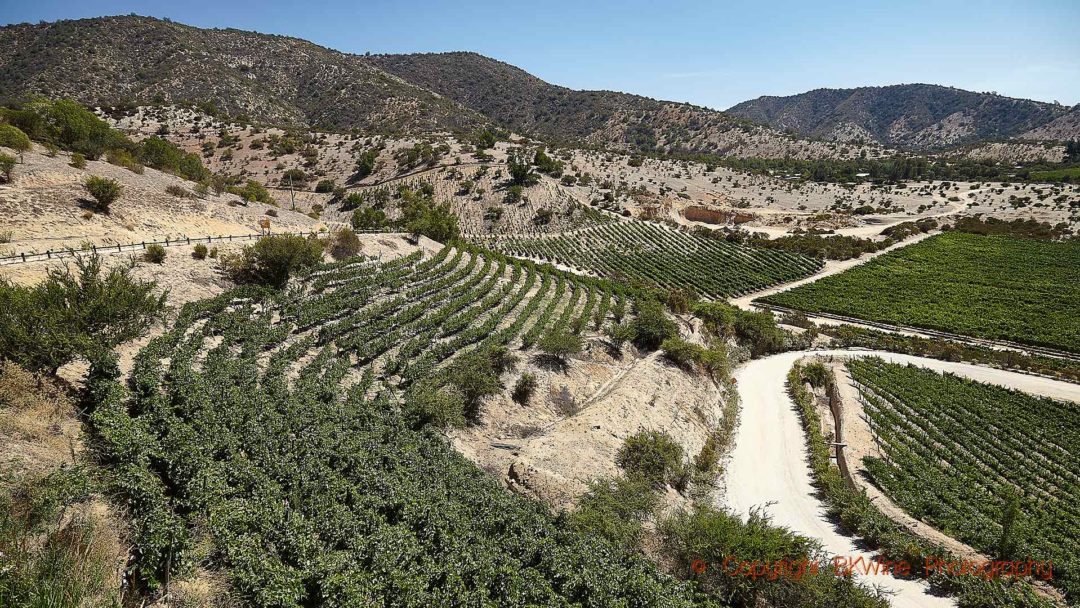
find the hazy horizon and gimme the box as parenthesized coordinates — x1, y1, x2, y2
(4, 0, 1079, 110)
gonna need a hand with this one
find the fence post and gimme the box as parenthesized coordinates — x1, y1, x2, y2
(47, 251, 51, 259)
(21, 253, 25, 262)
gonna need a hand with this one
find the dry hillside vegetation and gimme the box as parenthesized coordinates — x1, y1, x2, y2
(0, 142, 322, 256)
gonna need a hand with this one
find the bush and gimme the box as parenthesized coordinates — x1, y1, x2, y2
(406, 379, 466, 429)
(512, 372, 538, 404)
(143, 244, 166, 264)
(84, 176, 122, 212)
(327, 227, 362, 260)
(734, 310, 787, 357)
(69, 153, 87, 169)
(661, 337, 702, 370)
(568, 477, 659, 552)
(192, 244, 208, 260)
(629, 297, 678, 350)
(616, 430, 689, 491)
(105, 148, 143, 174)
(0, 254, 165, 372)
(604, 322, 636, 350)
(3, 98, 127, 158)
(221, 234, 324, 288)
(314, 179, 336, 193)
(0, 153, 14, 183)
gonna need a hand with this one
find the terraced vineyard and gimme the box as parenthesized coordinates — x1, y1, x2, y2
(760, 232, 1080, 353)
(84, 244, 715, 605)
(479, 220, 823, 298)
(848, 358, 1079, 600)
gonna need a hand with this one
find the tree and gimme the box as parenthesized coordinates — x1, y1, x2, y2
(0, 125, 31, 161)
(0, 254, 166, 373)
(354, 148, 379, 179)
(507, 150, 539, 186)
(84, 176, 122, 212)
(538, 329, 583, 362)
(405, 201, 459, 243)
(0, 153, 15, 183)
(221, 234, 324, 288)
(351, 207, 388, 231)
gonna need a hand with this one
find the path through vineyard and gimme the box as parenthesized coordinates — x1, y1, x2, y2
(723, 349, 1080, 608)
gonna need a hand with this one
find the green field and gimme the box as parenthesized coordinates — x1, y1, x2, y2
(849, 359, 1079, 600)
(759, 232, 1080, 352)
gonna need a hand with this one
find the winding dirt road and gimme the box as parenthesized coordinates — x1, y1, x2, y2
(723, 349, 1080, 608)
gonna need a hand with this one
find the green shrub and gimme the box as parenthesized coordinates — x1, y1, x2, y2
(221, 234, 324, 288)
(314, 179, 336, 193)
(568, 477, 658, 552)
(629, 297, 678, 350)
(143, 244, 166, 264)
(0, 153, 14, 183)
(0, 254, 165, 372)
(661, 337, 702, 370)
(192, 244, 208, 260)
(3, 98, 127, 159)
(616, 430, 689, 490)
(406, 379, 466, 429)
(227, 180, 273, 204)
(604, 321, 636, 350)
(83, 176, 122, 212)
(327, 227, 362, 260)
(734, 310, 787, 357)
(69, 153, 87, 169)
(105, 148, 143, 174)
(512, 372, 538, 404)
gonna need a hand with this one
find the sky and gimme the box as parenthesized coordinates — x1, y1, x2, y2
(3, 0, 1079, 109)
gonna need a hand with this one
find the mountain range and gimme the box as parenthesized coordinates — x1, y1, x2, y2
(727, 84, 1077, 148)
(1, 16, 1076, 158)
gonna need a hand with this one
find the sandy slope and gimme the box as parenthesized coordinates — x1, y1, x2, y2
(723, 349, 1080, 608)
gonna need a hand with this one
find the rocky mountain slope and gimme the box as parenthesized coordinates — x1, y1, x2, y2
(0, 15, 488, 134)
(369, 51, 880, 159)
(0, 16, 879, 160)
(727, 84, 1076, 148)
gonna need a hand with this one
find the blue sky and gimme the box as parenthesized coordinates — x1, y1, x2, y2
(4, 0, 1079, 109)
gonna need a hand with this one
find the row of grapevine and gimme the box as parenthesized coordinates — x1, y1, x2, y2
(848, 358, 1079, 600)
(478, 219, 822, 298)
(761, 233, 1080, 353)
(84, 243, 694, 606)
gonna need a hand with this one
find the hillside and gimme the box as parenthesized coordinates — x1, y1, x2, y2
(727, 84, 1075, 148)
(0, 16, 881, 160)
(370, 51, 881, 159)
(0, 15, 488, 134)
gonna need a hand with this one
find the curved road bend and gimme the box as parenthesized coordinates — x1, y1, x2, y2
(724, 349, 1080, 608)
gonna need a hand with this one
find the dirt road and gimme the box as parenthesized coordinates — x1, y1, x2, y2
(723, 349, 1080, 608)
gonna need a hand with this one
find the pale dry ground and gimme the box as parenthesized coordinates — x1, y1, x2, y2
(725, 350, 1080, 608)
(103, 106, 1080, 241)
(452, 339, 726, 512)
(0, 144, 324, 258)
